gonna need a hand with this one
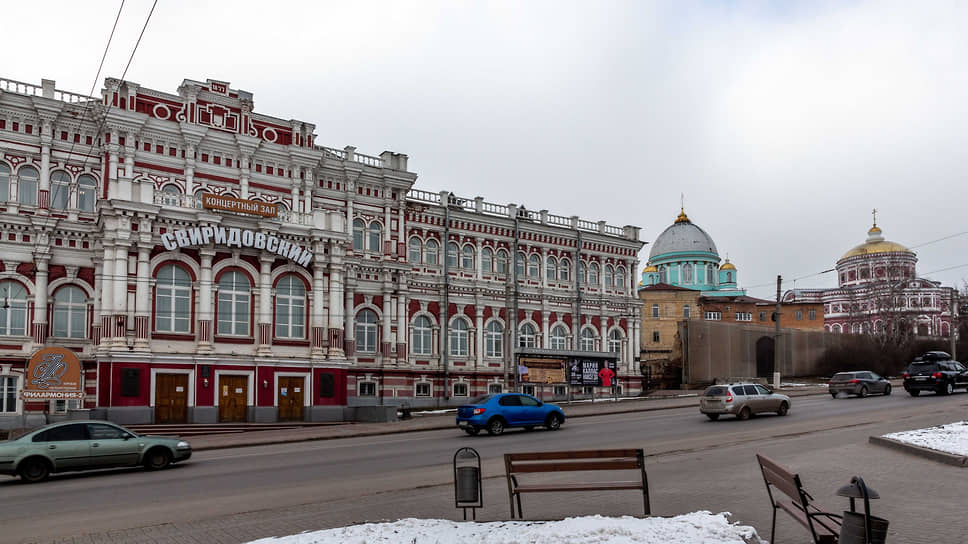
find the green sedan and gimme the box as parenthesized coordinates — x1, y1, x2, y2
(0, 420, 191, 483)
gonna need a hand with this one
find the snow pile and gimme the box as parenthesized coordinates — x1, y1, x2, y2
(247, 512, 763, 544)
(883, 421, 968, 456)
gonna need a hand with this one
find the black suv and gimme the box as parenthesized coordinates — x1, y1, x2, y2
(903, 351, 968, 396)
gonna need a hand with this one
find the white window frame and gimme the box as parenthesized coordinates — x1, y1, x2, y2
(217, 270, 251, 336)
(453, 382, 469, 397)
(484, 320, 503, 358)
(154, 264, 192, 333)
(355, 310, 378, 353)
(580, 328, 596, 351)
(0, 375, 21, 414)
(412, 315, 433, 356)
(550, 325, 568, 350)
(449, 318, 469, 357)
(415, 382, 431, 397)
(488, 383, 503, 394)
(358, 381, 377, 397)
(408, 237, 422, 264)
(274, 275, 306, 339)
(52, 285, 87, 338)
(519, 323, 537, 348)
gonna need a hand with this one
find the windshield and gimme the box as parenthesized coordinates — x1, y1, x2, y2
(909, 362, 939, 374)
(469, 394, 494, 404)
(704, 386, 727, 396)
(830, 373, 855, 382)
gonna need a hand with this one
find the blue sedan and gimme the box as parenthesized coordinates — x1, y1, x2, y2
(456, 393, 565, 436)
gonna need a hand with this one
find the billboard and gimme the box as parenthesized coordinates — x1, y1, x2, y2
(568, 358, 618, 387)
(21, 347, 84, 400)
(519, 357, 566, 384)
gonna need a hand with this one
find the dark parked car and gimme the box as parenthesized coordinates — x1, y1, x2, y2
(828, 371, 892, 398)
(456, 393, 565, 436)
(0, 420, 191, 483)
(903, 352, 968, 396)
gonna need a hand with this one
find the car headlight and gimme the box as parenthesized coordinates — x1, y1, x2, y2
(176, 441, 190, 449)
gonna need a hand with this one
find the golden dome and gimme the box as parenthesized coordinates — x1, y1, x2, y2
(840, 222, 912, 260)
(642, 265, 658, 273)
(674, 208, 690, 224)
(720, 259, 736, 271)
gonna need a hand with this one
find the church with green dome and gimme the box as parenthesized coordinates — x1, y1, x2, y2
(639, 208, 746, 297)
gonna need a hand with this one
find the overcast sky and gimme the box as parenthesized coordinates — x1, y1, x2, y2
(6, 1, 967, 299)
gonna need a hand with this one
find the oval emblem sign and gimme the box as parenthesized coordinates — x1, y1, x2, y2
(21, 347, 84, 400)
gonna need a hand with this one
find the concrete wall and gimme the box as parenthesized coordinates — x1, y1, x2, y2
(682, 321, 845, 385)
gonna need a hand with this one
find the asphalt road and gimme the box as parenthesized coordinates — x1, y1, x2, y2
(3, 390, 967, 543)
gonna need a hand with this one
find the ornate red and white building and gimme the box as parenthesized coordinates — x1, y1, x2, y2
(784, 220, 955, 338)
(0, 76, 643, 428)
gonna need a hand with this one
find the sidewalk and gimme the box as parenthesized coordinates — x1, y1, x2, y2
(187, 385, 832, 451)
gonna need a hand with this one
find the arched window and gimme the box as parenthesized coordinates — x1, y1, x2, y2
(462, 245, 475, 270)
(579, 261, 587, 284)
(77, 175, 96, 211)
(707, 266, 714, 284)
(425, 239, 439, 265)
(412, 315, 432, 355)
(604, 265, 614, 288)
(588, 263, 600, 286)
(0, 163, 9, 202)
(408, 237, 422, 263)
(580, 328, 596, 351)
(18, 166, 38, 206)
(154, 265, 191, 333)
(52, 285, 87, 338)
(217, 270, 251, 336)
(550, 325, 568, 350)
(519, 323, 537, 348)
(367, 222, 382, 252)
(485, 321, 503, 358)
(355, 309, 378, 353)
(481, 247, 494, 273)
(0, 280, 28, 336)
(449, 317, 469, 357)
(528, 254, 540, 278)
(50, 171, 70, 209)
(659, 266, 667, 284)
(193, 189, 206, 209)
(515, 253, 526, 277)
(726, 272, 732, 283)
(683, 264, 693, 284)
(160, 184, 181, 207)
(352, 219, 365, 251)
(495, 249, 509, 275)
(559, 258, 571, 282)
(446, 242, 459, 269)
(275, 275, 306, 338)
(683, 304, 690, 318)
(608, 329, 622, 353)
(615, 266, 626, 289)
(546, 256, 557, 281)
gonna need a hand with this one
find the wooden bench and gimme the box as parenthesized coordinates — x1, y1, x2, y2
(756, 453, 843, 544)
(504, 448, 649, 519)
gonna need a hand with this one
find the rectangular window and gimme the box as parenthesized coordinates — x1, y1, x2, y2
(0, 376, 18, 413)
(735, 313, 752, 322)
(488, 383, 503, 394)
(319, 373, 335, 398)
(651, 304, 659, 318)
(704, 312, 721, 321)
(358, 382, 376, 397)
(759, 312, 766, 321)
(522, 385, 536, 396)
(809, 309, 816, 320)
(683, 305, 690, 318)
(652, 331, 660, 342)
(453, 383, 469, 397)
(120, 368, 140, 397)
(415, 383, 431, 397)
(53, 399, 81, 413)
(796, 310, 803, 321)
(553, 385, 567, 396)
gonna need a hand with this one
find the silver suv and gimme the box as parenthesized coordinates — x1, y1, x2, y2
(700, 383, 791, 421)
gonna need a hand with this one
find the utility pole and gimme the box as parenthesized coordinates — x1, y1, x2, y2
(512, 212, 520, 392)
(774, 275, 782, 380)
(443, 199, 450, 401)
(951, 288, 957, 360)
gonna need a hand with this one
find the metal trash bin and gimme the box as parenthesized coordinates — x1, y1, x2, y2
(453, 447, 482, 520)
(840, 512, 889, 544)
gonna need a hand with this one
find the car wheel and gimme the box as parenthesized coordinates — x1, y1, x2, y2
(942, 383, 954, 396)
(18, 457, 51, 483)
(486, 418, 506, 436)
(830, 392, 838, 399)
(883, 384, 891, 396)
(706, 413, 720, 421)
(144, 448, 172, 470)
(737, 407, 751, 421)
(908, 389, 921, 397)
(858, 386, 868, 398)
(545, 413, 563, 431)
(777, 402, 789, 416)
(463, 427, 480, 436)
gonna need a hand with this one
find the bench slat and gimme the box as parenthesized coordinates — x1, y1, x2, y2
(510, 459, 642, 472)
(760, 464, 803, 502)
(515, 481, 644, 492)
(506, 449, 641, 461)
(777, 500, 840, 536)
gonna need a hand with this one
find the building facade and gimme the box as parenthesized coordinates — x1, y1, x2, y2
(786, 220, 956, 338)
(0, 76, 643, 429)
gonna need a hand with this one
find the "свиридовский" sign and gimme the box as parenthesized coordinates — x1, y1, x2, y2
(161, 226, 313, 267)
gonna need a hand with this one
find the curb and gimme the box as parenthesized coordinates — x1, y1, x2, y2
(868, 435, 968, 467)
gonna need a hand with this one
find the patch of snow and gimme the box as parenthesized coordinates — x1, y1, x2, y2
(779, 383, 808, 387)
(883, 421, 968, 457)
(245, 512, 763, 544)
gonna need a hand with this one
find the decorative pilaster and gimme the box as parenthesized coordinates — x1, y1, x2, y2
(111, 241, 129, 350)
(396, 289, 407, 363)
(133, 243, 151, 350)
(475, 303, 484, 369)
(310, 248, 326, 358)
(343, 285, 355, 357)
(257, 256, 273, 356)
(97, 244, 115, 352)
(326, 247, 346, 359)
(31, 255, 50, 345)
(381, 290, 392, 359)
(197, 249, 215, 352)
(38, 121, 51, 211)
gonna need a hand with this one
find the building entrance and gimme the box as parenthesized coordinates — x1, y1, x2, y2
(219, 375, 248, 422)
(756, 336, 775, 378)
(154, 373, 188, 424)
(277, 377, 305, 421)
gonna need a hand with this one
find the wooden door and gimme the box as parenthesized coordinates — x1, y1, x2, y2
(277, 377, 305, 421)
(219, 375, 248, 422)
(155, 374, 189, 424)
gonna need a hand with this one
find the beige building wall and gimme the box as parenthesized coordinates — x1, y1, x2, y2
(638, 286, 700, 387)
